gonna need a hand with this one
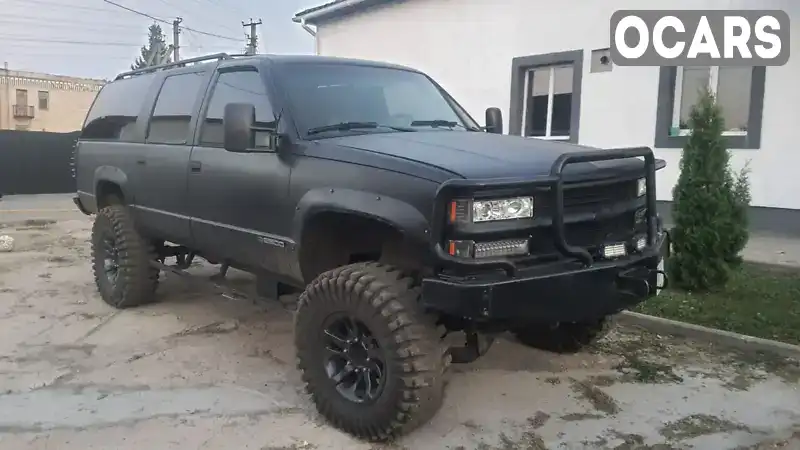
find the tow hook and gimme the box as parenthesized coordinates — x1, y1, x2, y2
(618, 266, 669, 296)
(617, 268, 651, 298)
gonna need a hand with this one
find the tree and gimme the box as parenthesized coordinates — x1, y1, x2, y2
(131, 23, 172, 70)
(667, 88, 750, 291)
(720, 161, 752, 268)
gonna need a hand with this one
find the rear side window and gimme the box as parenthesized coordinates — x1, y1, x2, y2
(199, 69, 275, 148)
(147, 72, 206, 145)
(80, 74, 154, 141)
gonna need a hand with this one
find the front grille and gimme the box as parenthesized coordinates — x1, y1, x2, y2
(527, 211, 636, 256)
(564, 180, 636, 208)
(535, 179, 637, 215)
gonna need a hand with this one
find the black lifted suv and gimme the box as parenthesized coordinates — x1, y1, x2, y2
(74, 52, 668, 441)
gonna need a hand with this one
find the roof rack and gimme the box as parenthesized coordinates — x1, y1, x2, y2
(114, 52, 246, 80)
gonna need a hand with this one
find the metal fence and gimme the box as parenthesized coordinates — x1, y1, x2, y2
(0, 130, 79, 195)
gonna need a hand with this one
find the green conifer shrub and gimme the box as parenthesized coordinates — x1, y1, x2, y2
(667, 88, 750, 291)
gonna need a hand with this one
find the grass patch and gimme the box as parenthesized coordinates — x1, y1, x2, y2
(634, 262, 800, 345)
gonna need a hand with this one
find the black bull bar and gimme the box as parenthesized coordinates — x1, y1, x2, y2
(429, 146, 660, 277)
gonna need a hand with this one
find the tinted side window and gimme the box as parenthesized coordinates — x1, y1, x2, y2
(80, 74, 155, 141)
(200, 69, 275, 148)
(147, 72, 206, 145)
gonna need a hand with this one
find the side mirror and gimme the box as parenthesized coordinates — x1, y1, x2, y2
(485, 107, 503, 134)
(223, 103, 255, 152)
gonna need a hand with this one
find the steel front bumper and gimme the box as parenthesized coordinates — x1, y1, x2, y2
(420, 230, 669, 323)
(422, 146, 668, 323)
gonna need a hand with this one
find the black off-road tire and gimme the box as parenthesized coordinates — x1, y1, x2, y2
(512, 316, 615, 354)
(91, 204, 160, 308)
(294, 262, 449, 442)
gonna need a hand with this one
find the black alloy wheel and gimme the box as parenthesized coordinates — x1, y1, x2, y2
(101, 232, 121, 288)
(322, 315, 386, 404)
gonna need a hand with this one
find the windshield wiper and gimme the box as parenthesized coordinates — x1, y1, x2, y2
(307, 121, 416, 135)
(410, 119, 467, 130)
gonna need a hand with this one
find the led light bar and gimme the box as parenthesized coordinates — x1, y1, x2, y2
(446, 238, 530, 259)
(474, 238, 529, 259)
(636, 236, 647, 251)
(602, 242, 627, 259)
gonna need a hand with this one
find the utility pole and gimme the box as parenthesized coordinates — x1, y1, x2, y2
(242, 18, 262, 55)
(172, 17, 183, 62)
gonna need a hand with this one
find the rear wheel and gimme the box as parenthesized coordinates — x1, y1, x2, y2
(294, 262, 448, 441)
(91, 204, 160, 308)
(512, 317, 614, 354)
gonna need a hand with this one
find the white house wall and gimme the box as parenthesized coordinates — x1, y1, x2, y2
(313, 0, 800, 210)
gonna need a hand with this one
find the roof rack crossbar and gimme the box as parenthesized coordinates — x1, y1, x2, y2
(114, 53, 235, 80)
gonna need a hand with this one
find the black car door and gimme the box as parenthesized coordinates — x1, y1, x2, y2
(186, 65, 293, 274)
(135, 69, 209, 245)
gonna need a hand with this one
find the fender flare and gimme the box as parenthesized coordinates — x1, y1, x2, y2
(93, 166, 132, 204)
(291, 188, 431, 249)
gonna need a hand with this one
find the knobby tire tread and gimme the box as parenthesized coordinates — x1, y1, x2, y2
(294, 261, 449, 442)
(91, 204, 159, 308)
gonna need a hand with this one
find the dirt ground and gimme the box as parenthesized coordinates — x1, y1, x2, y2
(1, 197, 799, 450)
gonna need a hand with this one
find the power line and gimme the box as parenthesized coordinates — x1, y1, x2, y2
(0, 35, 141, 47)
(153, 0, 241, 35)
(102, 0, 240, 42)
(3, 0, 121, 14)
(1, 52, 134, 60)
(193, 0, 250, 22)
(0, 16, 143, 32)
(101, 0, 169, 24)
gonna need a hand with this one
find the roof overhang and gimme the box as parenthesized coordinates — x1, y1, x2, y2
(293, 0, 396, 26)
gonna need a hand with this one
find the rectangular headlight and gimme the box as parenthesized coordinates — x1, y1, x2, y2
(472, 197, 534, 223)
(637, 178, 646, 197)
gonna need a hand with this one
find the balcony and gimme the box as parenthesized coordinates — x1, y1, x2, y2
(13, 104, 35, 118)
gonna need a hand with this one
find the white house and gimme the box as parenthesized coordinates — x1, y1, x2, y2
(293, 0, 800, 236)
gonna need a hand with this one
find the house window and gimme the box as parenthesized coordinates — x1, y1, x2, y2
(509, 50, 583, 142)
(15, 89, 27, 105)
(524, 65, 574, 140)
(672, 66, 752, 136)
(655, 66, 765, 149)
(38, 91, 49, 110)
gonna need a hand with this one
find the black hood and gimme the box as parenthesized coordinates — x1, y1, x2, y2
(325, 131, 651, 181)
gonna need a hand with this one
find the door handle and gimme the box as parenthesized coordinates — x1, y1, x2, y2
(189, 161, 202, 173)
(136, 158, 146, 165)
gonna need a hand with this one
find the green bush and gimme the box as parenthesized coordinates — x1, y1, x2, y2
(721, 162, 752, 267)
(667, 88, 751, 291)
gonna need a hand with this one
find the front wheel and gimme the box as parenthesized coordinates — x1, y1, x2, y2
(512, 317, 614, 354)
(294, 262, 448, 442)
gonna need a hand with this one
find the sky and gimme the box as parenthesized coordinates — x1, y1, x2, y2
(0, 0, 321, 79)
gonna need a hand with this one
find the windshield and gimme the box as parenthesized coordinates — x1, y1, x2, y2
(280, 63, 479, 137)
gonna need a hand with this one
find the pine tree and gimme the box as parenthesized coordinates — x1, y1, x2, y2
(131, 23, 172, 70)
(667, 88, 736, 291)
